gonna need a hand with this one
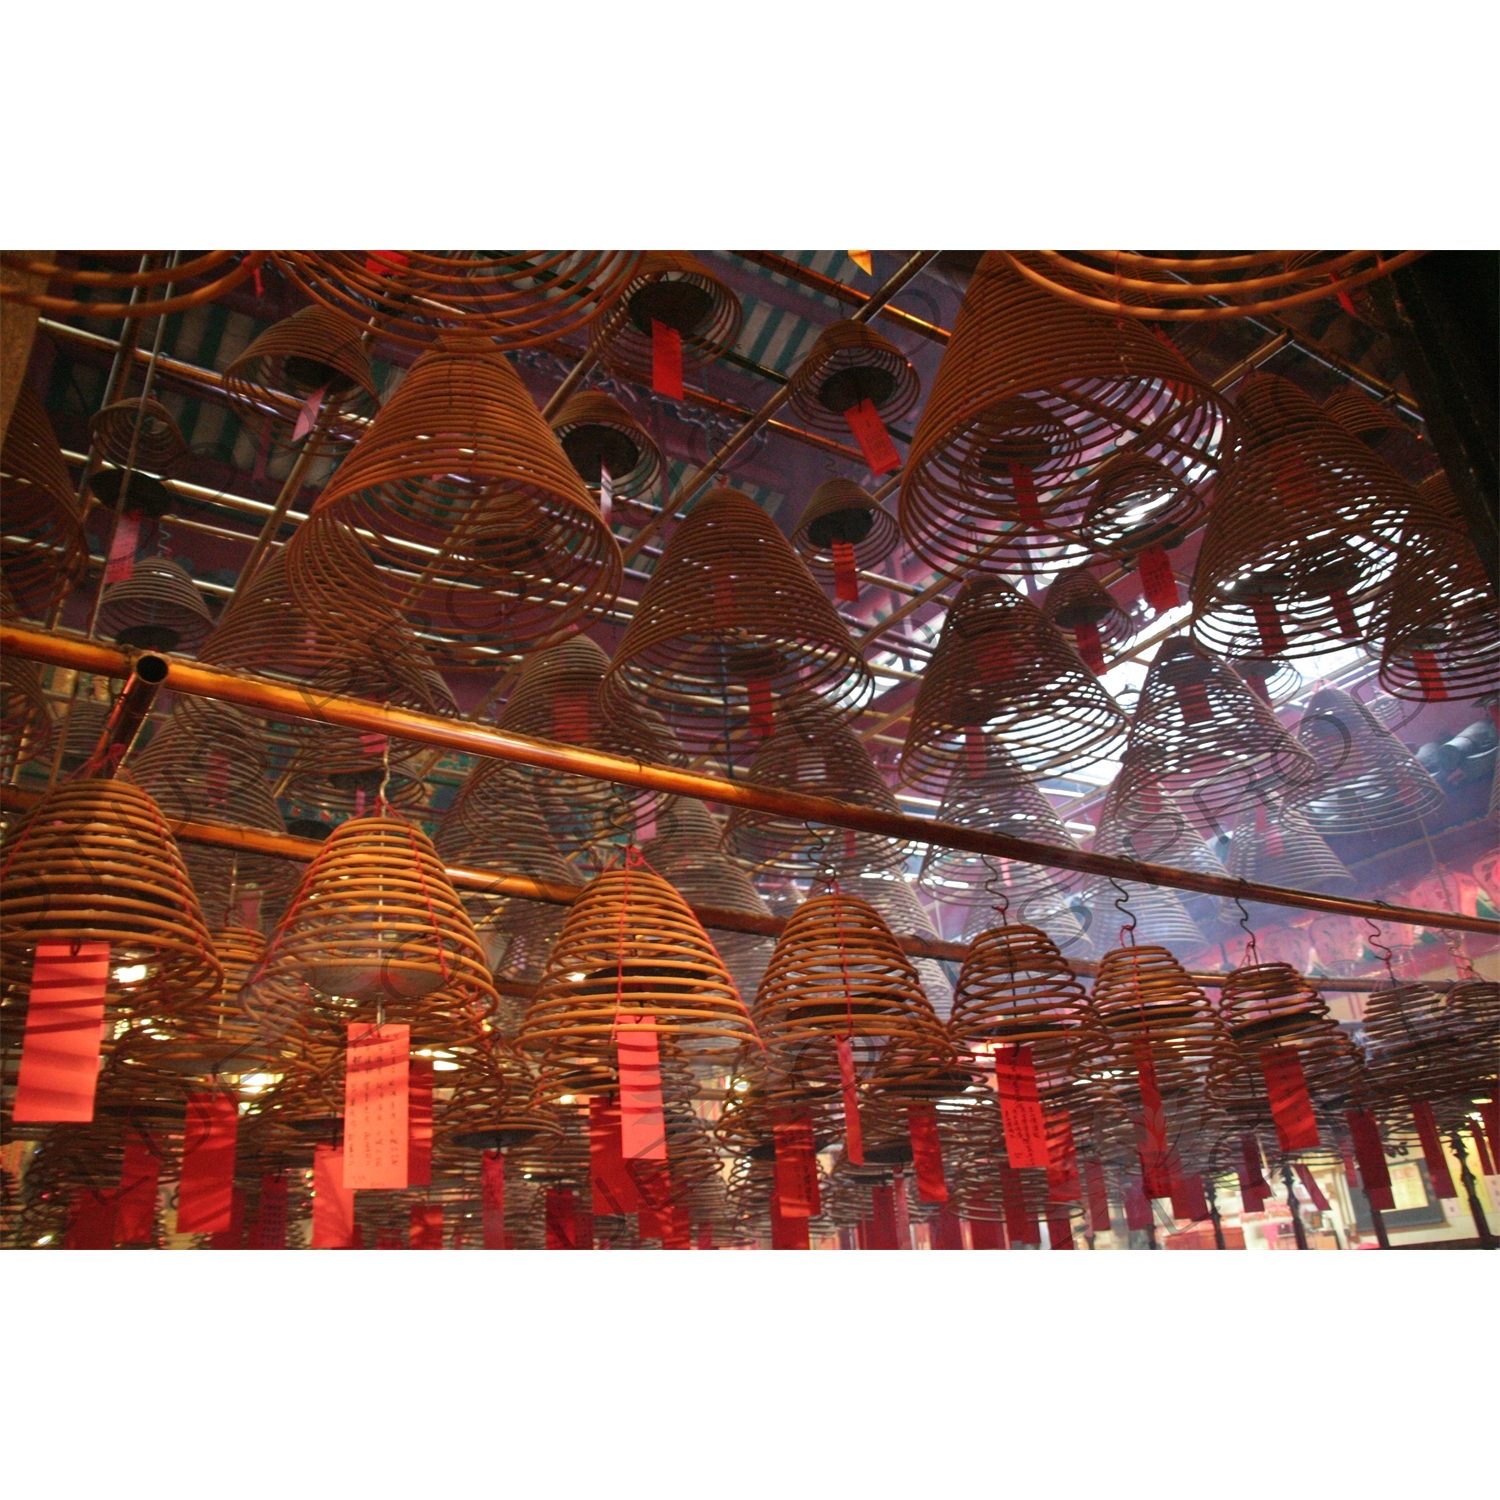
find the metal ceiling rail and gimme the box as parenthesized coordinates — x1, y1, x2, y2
(5, 624, 1495, 939)
(732, 252, 953, 345)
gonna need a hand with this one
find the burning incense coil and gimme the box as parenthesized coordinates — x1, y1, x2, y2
(89, 397, 191, 476)
(97, 556, 214, 654)
(550, 390, 663, 521)
(1041, 565, 1134, 667)
(1216, 962, 1328, 1047)
(1, 250, 267, 319)
(784, 318, 920, 435)
(1226, 804, 1353, 896)
(1, 382, 87, 618)
(1076, 451, 1206, 560)
(790, 477, 900, 583)
(590, 252, 743, 386)
(1322, 385, 1436, 486)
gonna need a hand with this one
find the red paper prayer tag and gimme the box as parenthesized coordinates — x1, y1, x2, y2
(177, 1093, 239, 1234)
(770, 1187, 811, 1249)
(1329, 587, 1360, 641)
(772, 1114, 821, 1218)
(1346, 1109, 1395, 1211)
(545, 1187, 578, 1249)
(836, 1036, 864, 1166)
(1410, 1100, 1457, 1199)
(1169, 1174, 1210, 1222)
(651, 319, 684, 400)
(255, 1174, 289, 1249)
(1136, 546, 1179, 613)
(1174, 680, 1214, 726)
(617, 1013, 667, 1161)
(103, 510, 141, 584)
(312, 1145, 356, 1249)
(1294, 1163, 1331, 1213)
(843, 398, 901, 476)
(997, 1165, 1039, 1246)
(1123, 1177, 1153, 1232)
(1261, 1048, 1321, 1152)
(364, 251, 409, 277)
(906, 1103, 949, 1203)
(292, 385, 327, 445)
(1336, 289, 1359, 318)
(589, 1096, 640, 1215)
(746, 675, 774, 736)
(407, 1057, 434, 1187)
(115, 1135, 160, 1245)
(1249, 595, 1289, 657)
(65, 1190, 116, 1250)
(210, 1188, 247, 1250)
(343, 1022, 409, 1190)
(831, 539, 859, 603)
(410, 1204, 443, 1249)
(1238, 1134, 1271, 1209)
(1083, 1158, 1111, 1233)
(869, 1184, 901, 1249)
(964, 726, 987, 776)
(1074, 620, 1105, 675)
(1411, 650, 1448, 700)
(1133, 1043, 1173, 1197)
(1047, 1214, 1075, 1250)
(1044, 1112, 1081, 1203)
(358, 732, 389, 759)
(992, 1045, 1049, 1169)
(1007, 462, 1044, 527)
(481, 1151, 507, 1249)
(13, 942, 111, 1123)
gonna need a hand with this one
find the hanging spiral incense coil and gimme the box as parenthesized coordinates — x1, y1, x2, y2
(0, 650, 52, 776)
(272, 251, 643, 351)
(1293, 685, 1444, 834)
(960, 877, 1091, 960)
(550, 390, 663, 516)
(830, 872, 955, 1020)
(1209, 1013, 1364, 1145)
(590, 252, 743, 385)
(312, 344, 621, 665)
(1076, 451, 1206, 560)
(1223, 643, 1301, 706)
(725, 694, 908, 877)
(88, 397, 191, 476)
(1, 381, 87, 618)
(96, 556, 215, 654)
(1191, 374, 1460, 661)
(1042, 566, 1133, 660)
(599, 486, 873, 755)
(1379, 470, 1499, 703)
(1226, 803, 1353, 896)
(899, 574, 1128, 790)
(899, 252, 1235, 576)
(998, 250, 1424, 323)
(1121, 639, 1317, 825)
(784, 319, 921, 435)
(222, 304, 381, 458)
(198, 550, 337, 683)
(0, 777, 221, 1011)
(1, 251, 267, 320)
(1217, 962, 1328, 1046)
(438, 1037, 562, 1153)
(1322, 385, 1436, 486)
(790, 477, 900, 583)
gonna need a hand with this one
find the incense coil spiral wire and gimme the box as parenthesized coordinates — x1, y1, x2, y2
(1191, 374, 1461, 661)
(550, 390, 663, 518)
(960, 879, 1091, 962)
(88, 398, 191, 477)
(829, 872, 955, 1020)
(0, 251, 267, 320)
(1293, 685, 1444, 834)
(784, 319, 921, 435)
(1076, 451, 1206, 561)
(1121, 639, 1318, 826)
(1322, 385, 1437, 486)
(272, 251, 643, 351)
(599, 487, 874, 756)
(1361, 981, 1500, 1115)
(898, 574, 1128, 790)
(0, 777, 221, 1012)
(590, 252, 743, 385)
(222, 304, 381, 459)
(1226, 803, 1353, 897)
(1379, 470, 1500, 703)
(312, 345, 622, 664)
(197, 549, 338, 683)
(437, 1037, 562, 1153)
(790, 477, 900, 583)
(1, 381, 87, 618)
(999, 250, 1425, 323)
(725, 694, 909, 877)
(0, 635, 53, 777)
(1216, 961, 1328, 1047)
(1041, 566, 1134, 658)
(899, 252, 1235, 576)
(96, 556, 215, 654)
(1223, 641, 1301, 706)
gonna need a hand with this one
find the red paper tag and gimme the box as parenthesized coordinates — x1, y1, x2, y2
(292, 385, 327, 445)
(746, 675, 774, 737)
(1007, 462, 1044, 527)
(103, 510, 141, 584)
(1083, 1158, 1111, 1233)
(1336, 289, 1359, 318)
(893, 1172, 911, 1247)
(1411, 650, 1448, 700)
(772, 1113, 821, 1218)
(998, 1165, 1040, 1246)
(410, 1204, 444, 1249)
(632, 1161, 675, 1240)
(1410, 1100, 1457, 1199)
(1174, 680, 1214, 726)
(907, 1103, 949, 1203)
(254, 1174, 289, 1249)
(770, 1186, 812, 1249)
(868, 1184, 901, 1249)
(831, 539, 859, 603)
(210, 1188, 247, 1250)
(358, 732, 389, 759)
(1261, 1048, 1321, 1152)
(1329, 587, 1360, 642)
(1249, 595, 1289, 657)
(481, 1151, 507, 1248)
(1294, 1163, 1331, 1213)
(931, 1205, 964, 1249)
(408, 1056, 434, 1187)
(1346, 1109, 1395, 1211)
(206, 749, 230, 808)
(992, 1045, 1050, 1169)
(312, 1145, 356, 1249)
(1137, 546, 1179, 613)
(545, 1187, 579, 1249)
(836, 1036, 864, 1166)
(1169, 1173, 1209, 1222)
(65, 1189, 116, 1250)
(115, 1135, 160, 1245)
(1134, 1043, 1173, 1197)
(617, 1013, 667, 1161)
(843, 398, 901, 476)
(1044, 1112, 1081, 1203)
(651, 319, 684, 400)
(1047, 1213, 1075, 1250)
(343, 1022, 410, 1190)
(375, 1232, 403, 1250)
(177, 1093, 239, 1234)
(589, 1096, 640, 1214)
(697, 1223, 714, 1250)
(1238, 1133, 1271, 1209)
(13, 943, 111, 1123)
(662, 1201, 692, 1249)
(1075, 620, 1105, 675)
(1123, 1176, 1153, 1231)
(364, 251, 409, 277)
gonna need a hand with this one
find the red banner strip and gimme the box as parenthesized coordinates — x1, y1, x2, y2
(1083, 1158, 1112, 1233)
(831, 539, 859, 603)
(772, 1113, 821, 1218)
(843, 398, 901, 476)
(1133, 1043, 1173, 1197)
(1346, 1109, 1395, 1211)
(1007, 462, 1044, 526)
(617, 1013, 668, 1161)
(836, 1036, 864, 1166)
(651, 320, 684, 400)
(312, 1145, 356, 1249)
(1169, 1174, 1210, 1222)
(481, 1151, 507, 1249)
(1294, 1163, 1331, 1213)
(589, 1096, 640, 1214)
(1074, 620, 1105, 675)
(545, 1187, 579, 1249)
(254, 1174, 289, 1249)
(998, 1165, 1040, 1246)
(1137, 546, 1179, 613)
(1410, 1100, 1457, 1199)
(13, 942, 111, 1123)
(115, 1135, 160, 1245)
(1045, 1111, 1081, 1203)
(1047, 1213, 1075, 1249)
(407, 1057, 434, 1188)
(410, 1204, 444, 1249)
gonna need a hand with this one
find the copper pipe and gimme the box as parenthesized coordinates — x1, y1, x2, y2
(87, 652, 168, 776)
(5, 624, 1497, 939)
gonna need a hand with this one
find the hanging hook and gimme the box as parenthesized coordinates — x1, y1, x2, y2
(1108, 878, 1136, 946)
(1234, 896, 1258, 966)
(981, 861, 1011, 925)
(1364, 918, 1396, 983)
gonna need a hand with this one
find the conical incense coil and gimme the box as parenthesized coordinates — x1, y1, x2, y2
(784, 319, 921, 435)
(1322, 385, 1437, 486)
(1041, 565, 1134, 665)
(1120, 639, 1317, 826)
(599, 486, 873, 756)
(272, 250, 643, 351)
(961, 878, 1092, 959)
(790, 477, 900, 583)
(1077, 451, 1206, 560)
(517, 859, 756, 1077)
(1191, 373, 1460, 661)
(1379, 470, 1499, 703)
(724, 695, 908, 877)
(1091, 746, 1231, 882)
(1090, 944, 1222, 1073)
(222, 304, 381, 457)
(88, 397, 191, 476)
(0, 777, 221, 1011)
(590, 252, 743, 386)
(1227, 804, 1352, 896)
(1293, 685, 1444, 834)
(1216, 962, 1328, 1047)
(899, 574, 1128, 790)
(899, 252, 1234, 575)
(313, 345, 621, 664)
(438, 1038, 562, 1153)
(824, 871, 956, 1021)
(1, 381, 87, 618)
(197, 550, 338, 682)
(96, 556, 214, 653)
(1361, 980, 1499, 1095)
(1, 251, 267, 321)
(1, 650, 52, 776)
(1087, 881, 1206, 958)
(550, 389, 663, 518)
(714, 1049, 841, 1162)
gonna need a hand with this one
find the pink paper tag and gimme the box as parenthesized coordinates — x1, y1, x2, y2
(343, 1022, 410, 1189)
(843, 398, 900, 476)
(836, 1036, 864, 1166)
(312, 1144, 357, 1248)
(992, 1045, 1049, 1169)
(617, 1013, 667, 1161)
(13, 943, 111, 1123)
(103, 510, 141, 584)
(599, 463, 613, 527)
(292, 386, 327, 444)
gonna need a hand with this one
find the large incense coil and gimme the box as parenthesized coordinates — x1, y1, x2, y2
(831, 872, 955, 1021)
(1191, 373, 1461, 661)
(1361, 981, 1500, 1101)
(1216, 962, 1328, 1047)
(1120, 639, 1317, 825)
(0, 650, 52, 776)
(1088, 882, 1206, 958)
(1077, 451, 1206, 560)
(312, 345, 622, 664)
(1223, 643, 1302, 706)
(784, 319, 921, 435)
(1041, 566, 1134, 656)
(1209, 1014, 1365, 1144)
(1, 250, 267, 321)
(1226, 804, 1353, 896)
(599, 487, 873, 755)
(222, 304, 381, 457)
(714, 1050, 841, 1162)
(437, 1038, 562, 1153)
(0, 777, 221, 1011)
(197, 550, 337, 682)
(899, 574, 1128, 789)
(550, 390, 663, 516)
(725, 695, 908, 877)
(899, 251, 1234, 576)
(517, 859, 757, 1082)
(1293, 685, 1444, 834)
(590, 252, 743, 385)
(88, 397, 191, 476)
(96, 556, 215, 654)
(790, 477, 900, 582)
(1322, 385, 1436, 486)
(1379, 470, 1499, 703)
(1, 381, 87, 618)
(272, 251, 643, 352)
(961, 882, 1092, 961)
